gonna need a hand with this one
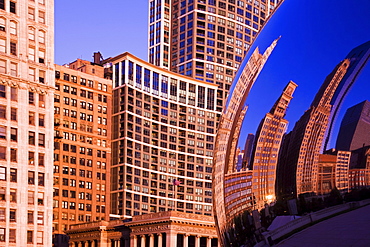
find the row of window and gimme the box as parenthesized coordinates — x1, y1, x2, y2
(56, 72, 108, 92)
(53, 189, 106, 202)
(55, 201, 106, 213)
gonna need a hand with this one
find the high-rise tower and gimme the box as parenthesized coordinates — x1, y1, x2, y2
(148, 0, 283, 110)
(0, 0, 54, 245)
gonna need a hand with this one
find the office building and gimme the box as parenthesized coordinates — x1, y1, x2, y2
(242, 133, 254, 169)
(336, 100, 370, 151)
(250, 80, 296, 209)
(105, 52, 219, 219)
(0, 0, 54, 245)
(52, 61, 112, 237)
(149, 0, 284, 110)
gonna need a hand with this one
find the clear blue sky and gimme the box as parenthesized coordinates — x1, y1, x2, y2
(55, 0, 370, 149)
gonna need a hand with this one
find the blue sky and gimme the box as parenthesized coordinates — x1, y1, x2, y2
(55, 0, 370, 149)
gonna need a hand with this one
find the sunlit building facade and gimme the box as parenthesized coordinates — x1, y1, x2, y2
(0, 0, 54, 246)
(106, 52, 219, 218)
(149, 0, 283, 109)
(53, 61, 111, 235)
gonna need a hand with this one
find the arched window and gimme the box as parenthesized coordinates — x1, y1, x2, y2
(0, 18, 5, 32)
(38, 30, 45, 43)
(9, 21, 16, 35)
(28, 27, 35, 40)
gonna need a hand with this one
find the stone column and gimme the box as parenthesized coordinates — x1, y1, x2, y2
(166, 231, 177, 246)
(130, 235, 137, 247)
(207, 237, 212, 247)
(157, 233, 162, 247)
(195, 236, 200, 247)
(183, 234, 189, 247)
(140, 235, 146, 247)
(149, 234, 154, 247)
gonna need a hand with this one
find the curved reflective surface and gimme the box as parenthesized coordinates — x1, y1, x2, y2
(213, 1, 370, 246)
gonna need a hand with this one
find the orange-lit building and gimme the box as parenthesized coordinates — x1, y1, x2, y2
(52, 60, 111, 236)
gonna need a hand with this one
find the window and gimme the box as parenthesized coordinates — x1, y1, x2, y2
(37, 212, 43, 225)
(38, 30, 45, 43)
(39, 153, 44, 166)
(0, 147, 5, 160)
(9, 21, 16, 35)
(29, 112, 35, 125)
(39, 50, 45, 64)
(37, 192, 44, 204)
(39, 114, 45, 126)
(10, 148, 16, 162)
(0, 167, 5, 180)
(0, 126, 6, 139)
(28, 27, 35, 40)
(9, 1, 16, 14)
(0, 85, 5, 98)
(0, 18, 4, 32)
(29, 68, 35, 81)
(10, 63, 16, 76)
(0, 208, 4, 221)
(29, 131, 35, 145)
(9, 209, 16, 222)
(38, 173, 44, 186)
(38, 11, 45, 24)
(28, 171, 35, 184)
(0, 60, 5, 74)
(10, 128, 17, 141)
(0, 188, 4, 200)
(38, 133, 45, 146)
(10, 41, 16, 55)
(10, 107, 16, 121)
(9, 229, 15, 243)
(0, 39, 5, 53)
(28, 211, 34, 223)
(0, 228, 4, 242)
(0, 106, 5, 119)
(27, 231, 33, 244)
(10, 168, 17, 182)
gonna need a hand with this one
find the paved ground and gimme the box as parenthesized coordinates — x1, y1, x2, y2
(275, 204, 370, 247)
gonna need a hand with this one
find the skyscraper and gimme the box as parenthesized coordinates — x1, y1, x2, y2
(277, 59, 350, 196)
(0, 0, 54, 245)
(336, 100, 370, 151)
(148, 0, 283, 110)
(250, 80, 296, 209)
(106, 52, 218, 218)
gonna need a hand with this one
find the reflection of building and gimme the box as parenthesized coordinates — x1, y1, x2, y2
(224, 170, 254, 222)
(0, 0, 55, 246)
(66, 211, 218, 247)
(336, 100, 370, 151)
(251, 81, 297, 209)
(53, 61, 111, 237)
(149, 0, 283, 108)
(105, 52, 218, 218)
(348, 145, 370, 190)
(277, 59, 349, 196)
(213, 38, 279, 246)
(324, 41, 370, 150)
(317, 150, 350, 195)
(235, 148, 244, 171)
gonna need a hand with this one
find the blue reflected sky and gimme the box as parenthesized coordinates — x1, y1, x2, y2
(55, 0, 370, 149)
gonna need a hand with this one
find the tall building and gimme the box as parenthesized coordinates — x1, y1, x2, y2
(277, 59, 350, 197)
(250, 80, 296, 209)
(148, 0, 284, 110)
(0, 0, 54, 246)
(52, 60, 111, 238)
(105, 52, 219, 218)
(336, 100, 370, 151)
(242, 133, 254, 169)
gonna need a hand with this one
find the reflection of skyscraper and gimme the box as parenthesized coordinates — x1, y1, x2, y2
(336, 100, 370, 151)
(213, 38, 279, 245)
(148, 0, 284, 110)
(324, 41, 370, 150)
(242, 133, 255, 170)
(277, 59, 350, 196)
(250, 81, 297, 209)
